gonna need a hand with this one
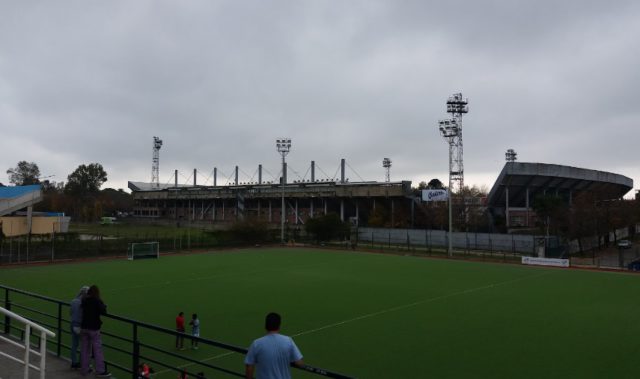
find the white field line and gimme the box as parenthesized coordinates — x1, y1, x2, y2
(153, 271, 550, 375)
(290, 271, 549, 338)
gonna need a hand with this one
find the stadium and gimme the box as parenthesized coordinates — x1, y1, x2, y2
(128, 159, 634, 232)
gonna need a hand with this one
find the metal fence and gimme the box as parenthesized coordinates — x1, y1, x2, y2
(356, 227, 562, 257)
(0, 285, 354, 379)
(0, 229, 278, 265)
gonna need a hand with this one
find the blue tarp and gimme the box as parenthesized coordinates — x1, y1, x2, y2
(0, 185, 41, 199)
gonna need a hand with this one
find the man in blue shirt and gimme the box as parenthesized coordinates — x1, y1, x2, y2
(244, 312, 304, 379)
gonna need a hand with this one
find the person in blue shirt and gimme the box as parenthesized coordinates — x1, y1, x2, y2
(244, 312, 304, 379)
(69, 285, 89, 369)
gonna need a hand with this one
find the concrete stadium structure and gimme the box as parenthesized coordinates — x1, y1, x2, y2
(129, 160, 415, 227)
(129, 160, 634, 230)
(487, 162, 634, 228)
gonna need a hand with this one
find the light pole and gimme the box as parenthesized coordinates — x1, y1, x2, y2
(439, 119, 459, 257)
(276, 138, 291, 244)
(382, 158, 392, 183)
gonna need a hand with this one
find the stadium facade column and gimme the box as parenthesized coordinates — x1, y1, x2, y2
(391, 199, 395, 227)
(213, 200, 216, 221)
(525, 187, 530, 227)
(569, 190, 573, 206)
(355, 201, 359, 223)
(222, 201, 225, 221)
(410, 198, 414, 228)
(340, 200, 344, 221)
(310, 198, 314, 218)
(505, 186, 510, 228)
(269, 200, 272, 222)
(295, 200, 299, 224)
(324, 199, 327, 215)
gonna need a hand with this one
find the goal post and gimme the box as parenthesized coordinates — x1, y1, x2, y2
(128, 242, 160, 260)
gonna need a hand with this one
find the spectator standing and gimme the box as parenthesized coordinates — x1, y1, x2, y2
(176, 311, 186, 350)
(190, 313, 200, 349)
(81, 285, 111, 377)
(69, 285, 89, 369)
(244, 312, 304, 379)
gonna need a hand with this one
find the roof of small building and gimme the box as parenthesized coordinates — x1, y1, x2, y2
(0, 185, 41, 199)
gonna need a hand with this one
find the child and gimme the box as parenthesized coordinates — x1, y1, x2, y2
(137, 363, 153, 379)
(189, 313, 200, 349)
(176, 311, 185, 350)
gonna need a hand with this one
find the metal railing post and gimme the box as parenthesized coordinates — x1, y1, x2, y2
(40, 330, 48, 379)
(24, 324, 31, 378)
(132, 323, 140, 379)
(56, 303, 63, 356)
(4, 288, 11, 334)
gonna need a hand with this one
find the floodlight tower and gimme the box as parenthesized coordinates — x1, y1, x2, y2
(152, 136, 163, 188)
(446, 93, 468, 194)
(439, 119, 460, 257)
(382, 158, 392, 182)
(276, 138, 292, 244)
(505, 149, 517, 162)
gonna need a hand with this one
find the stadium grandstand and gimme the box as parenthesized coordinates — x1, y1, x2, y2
(129, 159, 414, 227)
(487, 162, 633, 229)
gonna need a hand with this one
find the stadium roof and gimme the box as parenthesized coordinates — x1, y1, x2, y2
(0, 184, 43, 217)
(0, 184, 41, 199)
(487, 162, 633, 208)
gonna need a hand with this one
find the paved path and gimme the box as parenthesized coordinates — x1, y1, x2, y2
(0, 335, 120, 379)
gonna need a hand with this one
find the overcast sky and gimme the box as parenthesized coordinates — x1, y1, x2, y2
(1, 1, 638, 196)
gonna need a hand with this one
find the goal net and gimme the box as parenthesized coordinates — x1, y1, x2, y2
(127, 242, 160, 260)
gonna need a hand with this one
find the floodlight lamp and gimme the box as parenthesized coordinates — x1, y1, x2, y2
(446, 93, 469, 114)
(276, 138, 292, 154)
(382, 158, 392, 168)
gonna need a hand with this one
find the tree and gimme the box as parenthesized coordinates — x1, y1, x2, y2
(305, 213, 350, 243)
(6, 161, 41, 185)
(532, 195, 569, 237)
(65, 163, 107, 195)
(427, 178, 445, 189)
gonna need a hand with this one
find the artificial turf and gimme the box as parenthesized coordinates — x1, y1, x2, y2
(1, 248, 639, 378)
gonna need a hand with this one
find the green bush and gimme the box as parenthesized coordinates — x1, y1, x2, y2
(304, 213, 350, 244)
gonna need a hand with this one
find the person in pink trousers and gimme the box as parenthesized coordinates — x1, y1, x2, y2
(81, 285, 111, 377)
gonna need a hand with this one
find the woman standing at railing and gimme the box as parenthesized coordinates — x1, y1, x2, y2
(81, 285, 112, 377)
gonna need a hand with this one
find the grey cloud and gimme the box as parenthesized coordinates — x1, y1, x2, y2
(0, 1, 638, 194)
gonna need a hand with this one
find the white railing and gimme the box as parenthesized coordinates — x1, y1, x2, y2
(0, 306, 56, 379)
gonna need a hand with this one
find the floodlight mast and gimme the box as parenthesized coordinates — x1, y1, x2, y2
(276, 138, 292, 244)
(505, 149, 517, 162)
(446, 93, 468, 194)
(438, 119, 459, 257)
(382, 158, 392, 183)
(152, 136, 163, 188)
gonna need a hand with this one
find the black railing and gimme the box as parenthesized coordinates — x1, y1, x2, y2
(0, 284, 354, 379)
